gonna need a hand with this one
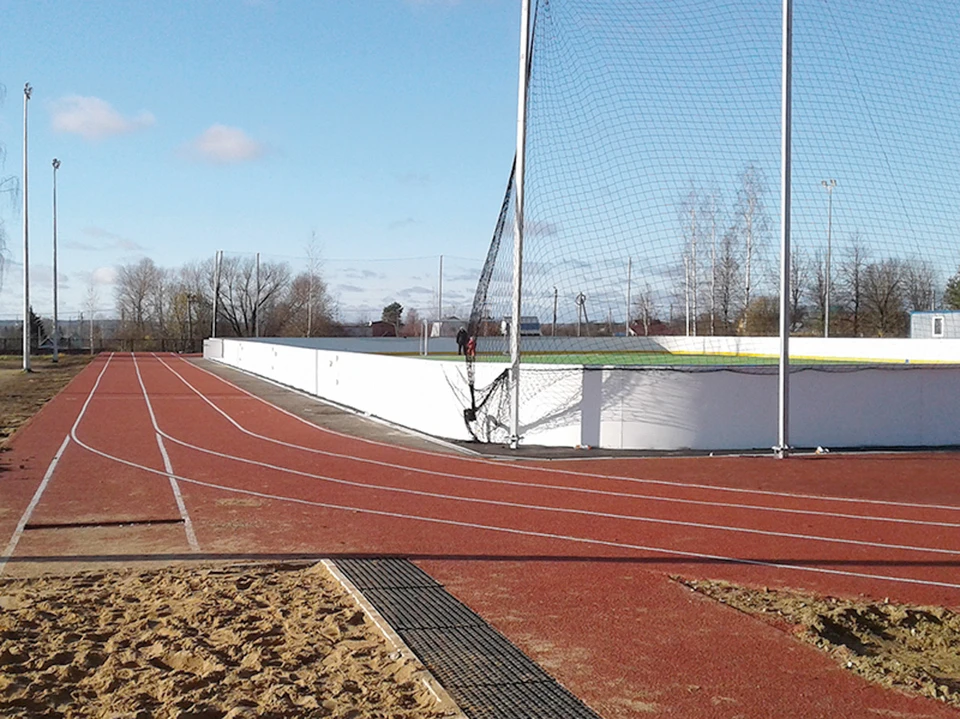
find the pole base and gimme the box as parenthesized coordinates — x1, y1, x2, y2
(509, 435, 520, 450)
(772, 444, 792, 459)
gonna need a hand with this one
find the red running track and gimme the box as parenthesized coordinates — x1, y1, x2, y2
(2, 352, 960, 718)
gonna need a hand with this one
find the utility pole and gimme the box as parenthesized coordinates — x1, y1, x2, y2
(821, 179, 836, 338)
(552, 286, 558, 336)
(52, 159, 61, 363)
(438, 254, 443, 322)
(22, 83, 32, 371)
(625, 257, 632, 336)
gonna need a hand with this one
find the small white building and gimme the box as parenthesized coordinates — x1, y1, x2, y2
(910, 310, 960, 339)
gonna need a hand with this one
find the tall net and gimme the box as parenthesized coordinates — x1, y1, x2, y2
(465, 0, 960, 445)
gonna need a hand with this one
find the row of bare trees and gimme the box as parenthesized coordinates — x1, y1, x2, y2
(114, 253, 340, 351)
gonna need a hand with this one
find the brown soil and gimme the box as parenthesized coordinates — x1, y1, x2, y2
(0, 354, 94, 445)
(0, 562, 450, 718)
(678, 577, 960, 708)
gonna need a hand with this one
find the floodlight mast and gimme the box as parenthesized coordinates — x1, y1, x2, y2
(52, 159, 61, 363)
(509, 0, 532, 450)
(776, 0, 793, 459)
(22, 83, 32, 372)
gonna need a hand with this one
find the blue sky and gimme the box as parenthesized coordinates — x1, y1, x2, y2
(3, 0, 959, 327)
(0, 0, 520, 320)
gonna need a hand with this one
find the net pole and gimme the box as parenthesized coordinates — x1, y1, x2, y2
(438, 254, 443, 322)
(776, 0, 793, 459)
(509, 0, 531, 449)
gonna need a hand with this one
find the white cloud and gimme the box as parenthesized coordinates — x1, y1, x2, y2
(51, 96, 155, 141)
(185, 125, 265, 165)
(91, 266, 118, 285)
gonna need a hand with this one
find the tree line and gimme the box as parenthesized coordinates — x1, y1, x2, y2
(114, 254, 340, 351)
(631, 167, 956, 338)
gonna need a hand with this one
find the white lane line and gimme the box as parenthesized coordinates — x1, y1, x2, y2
(0, 354, 116, 576)
(156, 354, 960, 530)
(61, 423, 960, 591)
(134, 359, 960, 559)
(133, 354, 199, 552)
(0, 435, 71, 576)
(175, 355, 960, 514)
(150, 421, 960, 560)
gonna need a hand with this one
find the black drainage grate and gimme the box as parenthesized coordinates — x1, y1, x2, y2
(334, 557, 601, 719)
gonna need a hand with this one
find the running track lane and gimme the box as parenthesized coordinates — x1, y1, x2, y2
(145, 353, 960, 607)
(1, 354, 196, 574)
(2, 352, 959, 719)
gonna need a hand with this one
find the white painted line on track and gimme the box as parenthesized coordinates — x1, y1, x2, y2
(0, 353, 116, 576)
(0, 435, 71, 576)
(149, 417, 960, 560)
(61, 423, 960, 592)
(156, 354, 960, 530)
(177, 355, 960, 514)
(133, 354, 200, 552)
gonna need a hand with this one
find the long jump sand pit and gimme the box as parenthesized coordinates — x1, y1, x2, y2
(0, 561, 450, 718)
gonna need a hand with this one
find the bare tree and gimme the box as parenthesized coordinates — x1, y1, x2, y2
(838, 232, 869, 336)
(116, 258, 162, 342)
(903, 258, 938, 312)
(217, 255, 291, 337)
(632, 283, 657, 336)
(83, 280, 100, 354)
(862, 258, 906, 336)
(789, 246, 810, 332)
(732, 165, 770, 331)
(811, 248, 827, 335)
(715, 228, 741, 334)
(0, 82, 19, 292)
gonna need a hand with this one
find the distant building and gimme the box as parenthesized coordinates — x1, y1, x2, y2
(910, 310, 960, 339)
(369, 321, 397, 338)
(500, 316, 542, 336)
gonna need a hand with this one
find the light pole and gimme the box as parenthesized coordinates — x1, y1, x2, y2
(22, 83, 32, 372)
(821, 179, 836, 338)
(52, 159, 61, 363)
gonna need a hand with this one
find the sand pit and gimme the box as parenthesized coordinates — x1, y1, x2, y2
(0, 562, 452, 718)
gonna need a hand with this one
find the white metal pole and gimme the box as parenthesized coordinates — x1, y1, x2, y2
(22, 84, 32, 371)
(510, 0, 531, 450)
(625, 257, 632, 336)
(822, 179, 836, 338)
(212, 250, 222, 338)
(776, 0, 793, 458)
(254, 252, 260, 338)
(683, 255, 690, 337)
(52, 159, 61, 363)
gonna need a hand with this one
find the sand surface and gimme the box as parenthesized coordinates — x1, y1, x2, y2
(0, 562, 449, 718)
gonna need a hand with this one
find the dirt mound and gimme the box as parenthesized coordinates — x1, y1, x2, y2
(678, 577, 960, 707)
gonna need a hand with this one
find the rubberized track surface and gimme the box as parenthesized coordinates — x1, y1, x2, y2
(2, 353, 959, 718)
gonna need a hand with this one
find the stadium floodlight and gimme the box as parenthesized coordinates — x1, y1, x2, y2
(22, 83, 32, 372)
(52, 159, 61, 363)
(821, 179, 837, 338)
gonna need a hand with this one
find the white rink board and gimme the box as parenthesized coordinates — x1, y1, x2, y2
(205, 338, 960, 450)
